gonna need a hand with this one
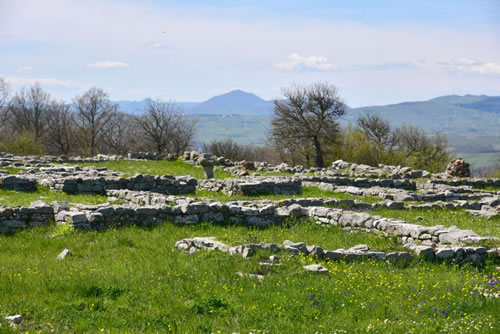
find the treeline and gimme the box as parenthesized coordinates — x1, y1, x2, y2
(284, 118, 451, 173)
(267, 83, 452, 173)
(0, 78, 196, 156)
(1, 78, 454, 173)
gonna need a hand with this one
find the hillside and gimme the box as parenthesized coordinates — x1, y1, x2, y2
(117, 92, 500, 161)
(346, 95, 500, 138)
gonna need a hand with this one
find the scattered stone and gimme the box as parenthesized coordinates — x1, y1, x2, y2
(5, 314, 22, 326)
(237, 272, 264, 280)
(57, 248, 72, 259)
(303, 264, 329, 273)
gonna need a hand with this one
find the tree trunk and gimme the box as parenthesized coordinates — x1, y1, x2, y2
(313, 136, 323, 168)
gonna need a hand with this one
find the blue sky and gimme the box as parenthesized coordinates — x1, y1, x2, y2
(1, 0, 499, 106)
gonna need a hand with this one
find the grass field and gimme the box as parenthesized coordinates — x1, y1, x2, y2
(0, 167, 27, 175)
(0, 221, 498, 333)
(191, 186, 382, 204)
(1, 161, 499, 333)
(71, 159, 233, 179)
(371, 207, 500, 241)
(0, 185, 110, 207)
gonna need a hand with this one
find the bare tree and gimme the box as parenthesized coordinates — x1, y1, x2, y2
(73, 87, 118, 156)
(0, 77, 10, 129)
(8, 84, 50, 139)
(170, 117, 197, 155)
(102, 112, 138, 155)
(45, 101, 76, 155)
(269, 82, 347, 167)
(392, 125, 451, 171)
(135, 99, 195, 154)
(357, 113, 394, 147)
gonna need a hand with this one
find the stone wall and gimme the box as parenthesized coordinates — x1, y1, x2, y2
(18, 166, 197, 195)
(420, 178, 500, 188)
(198, 177, 302, 195)
(48, 174, 197, 195)
(299, 175, 416, 190)
(0, 201, 55, 233)
(107, 189, 495, 214)
(1, 197, 498, 264)
(0, 175, 37, 191)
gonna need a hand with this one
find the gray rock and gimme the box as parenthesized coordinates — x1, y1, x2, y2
(347, 244, 370, 252)
(303, 264, 329, 273)
(435, 248, 455, 260)
(5, 314, 22, 325)
(57, 248, 72, 259)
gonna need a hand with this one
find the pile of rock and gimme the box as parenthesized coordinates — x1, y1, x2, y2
(445, 158, 471, 177)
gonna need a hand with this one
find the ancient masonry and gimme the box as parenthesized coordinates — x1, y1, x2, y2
(0, 151, 499, 265)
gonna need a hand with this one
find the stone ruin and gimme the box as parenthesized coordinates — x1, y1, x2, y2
(446, 158, 471, 178)
(0, 151, 499, 266)
(198, 177, 302, 195)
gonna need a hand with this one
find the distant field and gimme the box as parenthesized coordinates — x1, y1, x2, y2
(455, 152, 500, 170)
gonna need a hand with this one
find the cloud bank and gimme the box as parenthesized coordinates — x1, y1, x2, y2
(88, 61, 129, 69)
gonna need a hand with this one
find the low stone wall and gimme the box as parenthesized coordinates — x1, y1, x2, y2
(314, 182, 492, 203)
(3, 197, 492, 248)
(54, 201, 291, 229)
(307, 206, 495, 246)
(175, 237, 494, 265)
(107, 189, 494, 214)
(0, 201, 55, 233)
(299, 175, 416, 190)
(198, 177, 302, 195)
(19, 166, 197, 195)
(0, 175, 37, 191)
(331, 160, 431, 179)
(419, 179, 500, 189)
(1, 197, 498, 266)
(48, 174, 197, 195)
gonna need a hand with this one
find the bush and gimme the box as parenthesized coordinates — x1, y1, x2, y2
(0, 131, 45, 155)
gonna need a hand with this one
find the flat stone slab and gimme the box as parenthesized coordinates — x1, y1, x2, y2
(303, 264, 329, 273)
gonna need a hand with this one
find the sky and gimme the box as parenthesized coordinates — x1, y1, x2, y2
(1, 0, 500, 107)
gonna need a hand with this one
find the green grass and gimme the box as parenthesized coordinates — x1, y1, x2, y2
(371, 207, 500, 241)
(0, 185, 110, 207)
(0, 167, 27, 175)
(474, 185, 500, 191)
(0, 222, 498, 333)
(70, 159, 233, 179)
(455, 152, 500, 170)
(190, 186, 382, 203)
(249, 170, 296, 177)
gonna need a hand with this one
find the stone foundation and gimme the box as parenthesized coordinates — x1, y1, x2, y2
(198, 177, 302, 195)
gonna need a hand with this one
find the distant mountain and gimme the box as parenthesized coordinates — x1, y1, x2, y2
(116, 98, 198, 114)
(116, 90, 273, 116)
(457, 97, 500, 114)
(115, 91, 500, 154)
(186, 90, 273, 115)
(346, 95, 500, 138)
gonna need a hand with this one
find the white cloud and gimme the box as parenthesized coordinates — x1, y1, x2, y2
(442, 57, 500, 76)
(449, 57, 481, 65)
(5, 76, 74, 87)
(17, 66, 34, 73)
(88, 61, 129, 69)
(457, 62, 500, 75)
(275, 53, 338, 71)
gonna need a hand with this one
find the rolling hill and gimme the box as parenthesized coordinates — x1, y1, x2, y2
(116, 92, 500, 153)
